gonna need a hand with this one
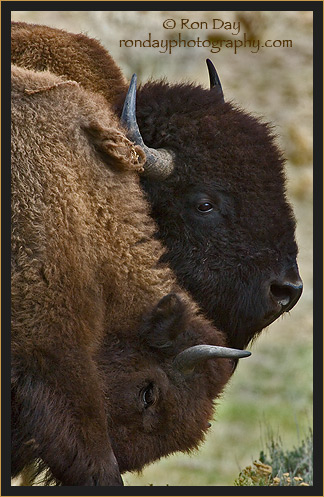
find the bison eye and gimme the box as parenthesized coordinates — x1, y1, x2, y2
(142, 383, 156, 408)
(197, 202, 214, 213)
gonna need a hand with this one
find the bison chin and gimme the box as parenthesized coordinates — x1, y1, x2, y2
(109, 425, 208, 474)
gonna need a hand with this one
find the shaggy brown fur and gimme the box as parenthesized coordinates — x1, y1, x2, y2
(11, 21, 126, 104)
(11, 65, 233, 486)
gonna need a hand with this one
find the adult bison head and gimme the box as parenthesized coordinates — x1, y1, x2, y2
(98, 293, 250, 474)
(119, 62, 303, 350)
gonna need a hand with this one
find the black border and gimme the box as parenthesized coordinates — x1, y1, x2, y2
(2, 2, 323, 496)
(1, 0, 323, 11)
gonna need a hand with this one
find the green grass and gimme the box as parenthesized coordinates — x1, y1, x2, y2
(234, 428, 313, 486)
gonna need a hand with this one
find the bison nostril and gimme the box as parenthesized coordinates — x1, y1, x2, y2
(270, 283, 291, 306)
(270, 280, 303, 312)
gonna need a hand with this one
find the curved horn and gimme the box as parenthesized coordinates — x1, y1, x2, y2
(173, 344, 251, 374)
(121, 74, 175, 179)
(206, 59, 224, 102)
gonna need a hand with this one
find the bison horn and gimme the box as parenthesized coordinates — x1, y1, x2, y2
(121, 74, 175, 179)
(173, 344, 251, 374)
(206, 59, 224, 102)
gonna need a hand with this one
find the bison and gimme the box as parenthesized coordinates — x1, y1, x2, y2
(11, 22, 303, 350)
(11, 64, 249, 486)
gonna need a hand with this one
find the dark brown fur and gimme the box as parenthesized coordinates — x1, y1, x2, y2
(11, 65, 232, 486)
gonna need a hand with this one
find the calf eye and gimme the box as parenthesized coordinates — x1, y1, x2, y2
(197, 202, 214, 213)
(142, 383, 156, 408)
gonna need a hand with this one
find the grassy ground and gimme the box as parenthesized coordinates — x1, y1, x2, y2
(11, 10, 313, 487)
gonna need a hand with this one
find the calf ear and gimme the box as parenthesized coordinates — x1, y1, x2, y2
(142, 293, 189, 350)
(85, 122, 146, 172)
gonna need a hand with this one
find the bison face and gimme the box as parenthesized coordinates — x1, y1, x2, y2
(99, 293, 250, 473)
(119, 68, 303, 350)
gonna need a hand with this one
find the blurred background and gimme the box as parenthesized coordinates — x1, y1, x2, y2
(11, 10, 313, 486)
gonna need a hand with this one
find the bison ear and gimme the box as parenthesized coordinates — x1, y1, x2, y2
(141, 293, 189, 350)
(85, 122, 146, 172)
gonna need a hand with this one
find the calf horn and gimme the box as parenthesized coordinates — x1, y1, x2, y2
(173, 344, 251, 374)
(206, 59, 224, 102)
(121, 74, 175, 179)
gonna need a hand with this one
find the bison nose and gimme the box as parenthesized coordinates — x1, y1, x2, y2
(270, 272, 303, 313)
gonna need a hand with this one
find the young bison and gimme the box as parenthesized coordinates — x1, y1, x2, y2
(11, 65, 249, 486)
(11, 22, 303, 350)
